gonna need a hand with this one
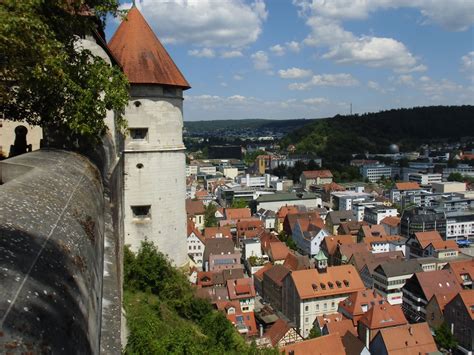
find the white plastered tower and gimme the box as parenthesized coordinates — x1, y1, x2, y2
(109, 6, 190, 266)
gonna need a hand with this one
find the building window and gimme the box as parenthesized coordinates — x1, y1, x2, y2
(131, 205, 151, 219)
(129, 128, 148, 140)
(305, 305, 309, 312)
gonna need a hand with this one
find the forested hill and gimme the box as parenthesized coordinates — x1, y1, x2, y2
(184, 118, 313, 134)
(281, 105, 474, 163)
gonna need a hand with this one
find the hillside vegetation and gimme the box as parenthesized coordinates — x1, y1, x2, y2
(184, 118, 313, 134)
(123, 242, 277, 354)
(281, 105, 474, 164)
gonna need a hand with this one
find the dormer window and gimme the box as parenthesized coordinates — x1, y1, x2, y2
(343, 279, 350, 287)
(336, 281, 342, 288)
(320, 283, 326, 290)
(328, 282, 334, 289)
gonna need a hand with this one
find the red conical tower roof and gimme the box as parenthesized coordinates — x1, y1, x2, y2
(108, 7, 190, 89)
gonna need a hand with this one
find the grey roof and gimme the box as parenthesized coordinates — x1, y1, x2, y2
(203, 238, 236, 261)
(256, 192, 319, 203)
(374, 259, 423, 278)
(327, 210, 356, 225)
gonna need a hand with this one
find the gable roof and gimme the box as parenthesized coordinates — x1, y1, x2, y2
(360, 225, 387, 238)
(108, 7, 190, 88)
(395, 182, 421, 191)
(263, 318, 292, 347)
(444, 260, 474, 286)
(203, 226, 232, 240)
(185, 199, 206, 216)
(290, 265, 365, 300)
(380, 216, 401, 227)
(339, 289, 385, 319)
(322, 235, 355, 256)
(359, 302, 407, 330)
(203, 238, 235, 261)
(268, 242, 291, 261)
(276, 205, 300, 219)
(374, 259, 423, 278)
(338, 221, 368, 236)
(302, 170, 333, 179)
(337, 243, 370, 261)
(326, 210, 356, 225)
(225, 207, 251, 220)
(286, 212, 322, 234)
(227, 278, 256, 300)
(264, 264, 290, 286)
(282, 333, 345, 355)
(324, 318, 357, 337)
(283, 252, 312, 271)
(412, 269, 462, 301)
(374, 323, 438, 355)
(414, 231, 443, 249)
(187, 220, 204, 243)
(253, 263, 273, 281)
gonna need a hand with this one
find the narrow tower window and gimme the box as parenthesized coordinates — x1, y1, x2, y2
(129, 128, 148, 140)
(131, 205, 151, 219)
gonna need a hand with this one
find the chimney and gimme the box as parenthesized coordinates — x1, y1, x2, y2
(259, 324, 264, 338)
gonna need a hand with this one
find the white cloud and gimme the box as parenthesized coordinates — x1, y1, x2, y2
(367, 80, 386, 93)
(292, 1, 444, 72)
(302, 97, 329, 105)
(293, 0, 474, 31)
(395, 74, 415, 86)
(286, 41, 301, 53)
(251, 51, 272, 71)
(188, 48, 215, 58)
(123, 0, 268, 48)
(278, 67, 313, 79)
(269, 44, 285, 56)
(233, 74, 244, 80)
(461, 51, 474, 74)
(221, 50, 244, 58)
(289, 73, 359, 90)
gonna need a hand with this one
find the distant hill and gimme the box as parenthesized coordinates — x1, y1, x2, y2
(281, 105, 474, 163)
(184, 118, 314, 134)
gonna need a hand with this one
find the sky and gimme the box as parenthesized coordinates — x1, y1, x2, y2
(105, 0, 474, 121)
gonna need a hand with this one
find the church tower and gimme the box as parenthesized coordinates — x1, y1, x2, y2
(109, 6, 190, 265)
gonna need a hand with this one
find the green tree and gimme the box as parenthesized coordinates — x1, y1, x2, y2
(448, 172, 464, 182)
(231, 198, 248, 208)
(308, 325, 321, 339)
(1, 0, 129, 148)
(204, 203, 218, 227)
(434, 323, 457, 352)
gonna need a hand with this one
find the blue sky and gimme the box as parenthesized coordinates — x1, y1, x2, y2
(105, 0, 474, 121)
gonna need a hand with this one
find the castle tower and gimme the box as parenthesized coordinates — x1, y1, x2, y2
(109, 6, 190, 265)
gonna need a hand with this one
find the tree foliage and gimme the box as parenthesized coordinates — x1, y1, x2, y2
(434, 322, 457, 352)
(232, 198, 248, 208)
(0, 0, 129, 148)
(204, 203, 218, 227)
(308, 325, 321, 339)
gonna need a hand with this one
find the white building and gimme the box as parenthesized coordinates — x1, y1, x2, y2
(408, 173, 442, 186)
(363, 205, 398, 225)
(187, 225, 205, 268)
(109, 7, 188, 265)
(360, 164, 392, 183)
(445, 211, 474, 241)
(432, 182, 466, 193)
(292, 220, 329, 257)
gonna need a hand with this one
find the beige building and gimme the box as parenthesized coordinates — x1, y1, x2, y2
(282, 264, 365, 337)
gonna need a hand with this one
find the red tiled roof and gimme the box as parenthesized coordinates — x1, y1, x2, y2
(277, 205, 300, 219)
(264, 264, 290, 286)
(380, 216, 400, 227)
(269, 242, 291, 261)
(227, 278, 256, 300)
(302, 170, 333, 179)
(282, 333, 345, 355)
(360, 225, 387, 238)
(253, 263, 273, 281)
(187, 220, 204, 243)
(322, 235, 355, 256)
(185, 199, 206, 216)
(291, 265, 365, 300)
(324, 318, 357, 337)
(395, 182, 420, 191)
(264, 318, 291, 347)
(414, 231, 443, 249)
(414, 270, 462, 301)
(203, 226, 232, 240)
(109, 7, 190, 88)
(225, 208, 252, 220)
(226, 310, 258, 336)
(375, 323, 438, 354)
(429, 239, 459, 251)
(283, 252, 312, 271)
(339, 289, 384, 320)
(444, 260, 474, 286)
(359, 302, 407, 330)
